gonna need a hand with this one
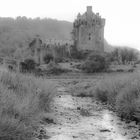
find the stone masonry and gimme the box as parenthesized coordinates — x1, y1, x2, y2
(72, 6, 105, 52)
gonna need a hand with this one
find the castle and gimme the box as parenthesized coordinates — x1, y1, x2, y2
(28, 6, 106, 64)
(72, 6, 105, 52)
(29, 35, 72, 64)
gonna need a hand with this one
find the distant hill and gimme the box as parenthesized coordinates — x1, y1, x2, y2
(0, 17, 73, 57)
(0, 17, 73, 40)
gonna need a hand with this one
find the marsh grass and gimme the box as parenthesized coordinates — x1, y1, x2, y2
(92, 73, 140, 121)
(0, 72, 56, 140)
(71, 73, 140, 122)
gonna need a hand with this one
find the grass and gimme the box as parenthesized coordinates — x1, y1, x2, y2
(0, 71, 56, 140)
(69, 79, 98, 97)
(69, 72, 140, 122)
(90, 73, 140, 121)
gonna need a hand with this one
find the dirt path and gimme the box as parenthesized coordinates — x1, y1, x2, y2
(45, 86, 140, 140)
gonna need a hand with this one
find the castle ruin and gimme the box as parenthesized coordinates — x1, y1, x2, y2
(72, 6, 105, 52)
(28, 6, 106, 65)
(29, 35, 72, 64)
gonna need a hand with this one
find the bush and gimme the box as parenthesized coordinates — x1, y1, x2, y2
(92, 73, 140, 121)
(71, 49, 90, 60)
(93, 76, 128, 106)
(0, 72, 56, 140)
(20, 59, 36, 73)
(46, 61, 69, 75)
(81, 52, 110, 73)
(44, 54, 53, 64)
(115, 78, 140, 120)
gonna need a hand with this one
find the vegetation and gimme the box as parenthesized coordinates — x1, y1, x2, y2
(20, 58, 36, 73)
(68, 72, 140, 123)
(0, 17, 72, 58)
(81, 52, 110, 73)
(71, 49, 90, 60)
(44, 53, 54, 64)
(46, 61, 69, 75)
(88, 73, 140, 121)
(0, 72, 56, 140)
(109, 47, 139, 64)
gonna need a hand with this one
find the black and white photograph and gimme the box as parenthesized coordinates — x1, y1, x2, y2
(0, 0, 140, 140)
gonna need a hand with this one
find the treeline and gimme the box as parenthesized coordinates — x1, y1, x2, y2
(0, 17, 72, 57)
(108, 47, 139, 64)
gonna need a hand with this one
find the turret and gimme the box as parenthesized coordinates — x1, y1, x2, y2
(87, 6, 92, 14)
(77, 13, 81, 19)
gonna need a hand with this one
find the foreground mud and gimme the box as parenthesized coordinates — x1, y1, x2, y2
(45, 86, 140, 140)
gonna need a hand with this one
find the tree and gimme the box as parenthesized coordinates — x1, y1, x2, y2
(109, 47, 139, 64)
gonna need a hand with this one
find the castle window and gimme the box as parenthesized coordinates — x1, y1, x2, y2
(89, 37, 91, 40)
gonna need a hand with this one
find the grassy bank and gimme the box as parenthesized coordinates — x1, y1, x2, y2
(68, 72, 140, 122)
(0, 72, 56, 140)
(90, 73, 140, 122)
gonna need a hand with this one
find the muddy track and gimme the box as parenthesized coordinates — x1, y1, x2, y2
(45, 86, 140, 140)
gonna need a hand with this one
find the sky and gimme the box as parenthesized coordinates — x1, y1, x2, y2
(0, 0, 140, 50)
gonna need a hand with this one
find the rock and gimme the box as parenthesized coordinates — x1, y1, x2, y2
(73, 136, 78, 138)
(42, 117, 56, 124)
(131, 136, 139, 139)
(100, 129, 111, 132)
(77, 107, 81, 110)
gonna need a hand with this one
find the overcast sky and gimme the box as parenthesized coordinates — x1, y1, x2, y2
(1, 0, 140, 50)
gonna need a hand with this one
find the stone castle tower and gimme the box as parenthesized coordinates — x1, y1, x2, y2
(72, 6, 105, 52)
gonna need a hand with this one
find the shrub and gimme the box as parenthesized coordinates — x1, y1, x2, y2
(20, 59, 36, 73)
(46, 61, 69, 75)
(116, 79, 140, 120)
(44, 54, 53, 64)
(93, 76, 128, 106)
(92, 73, 140, 121)
(81, 52, 110, 73)
(0, 72, 56, 140)
(71, 49, 90, 60)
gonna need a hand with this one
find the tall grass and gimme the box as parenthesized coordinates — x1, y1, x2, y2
(92, 73, 140, 121)
(0, 72, 56, 140)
